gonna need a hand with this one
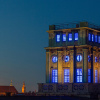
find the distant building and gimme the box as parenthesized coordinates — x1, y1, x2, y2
(22, 82, 26, 93)
(38, 22, 100, 96)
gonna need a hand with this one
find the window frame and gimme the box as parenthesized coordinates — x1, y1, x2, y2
(88, 69, 91, 83)
(74, 33, 78, 41)
(52, 69, 58, 83)
(64, 69, 70, 83)
(63, 34, 66, 42)
(76, 69, 82, 83)
(56, 34, 60, 42)
(68, 33, 72, 41)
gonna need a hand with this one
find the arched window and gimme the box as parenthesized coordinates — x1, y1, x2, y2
(77, 55, 82, 62)
(65, 56, 69, 62)
(52, 56, 58, 63)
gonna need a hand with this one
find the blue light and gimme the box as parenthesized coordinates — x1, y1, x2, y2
(95, 70, 98, 83)
(88, 55, 91, 62)
(65, 56, 69, 62)
(75, 33, 78, 40)
(52, 69, 58, 83)
(57, 34, 60, 42)
(88, 69, 91, 83)
(92, 34, 94, 41)
(98, 36, 100, 43)
(69, 33, 72, 41)
(77, 55, 82, 62)
(63, 34, 66, 41)
(64, 69, 70, 83)
(76, 69, 82, 82)
(88, 33, 91, 41)
(95, 35, 97, 42)
(52, 56, 58, 63)
(95, 57, 97, 62)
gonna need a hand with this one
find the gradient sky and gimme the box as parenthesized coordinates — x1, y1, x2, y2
(0, 0, 100, 92)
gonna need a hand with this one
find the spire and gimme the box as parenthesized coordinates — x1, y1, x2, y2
(10, 80, 13, 86)
(22, 81, 26, 93)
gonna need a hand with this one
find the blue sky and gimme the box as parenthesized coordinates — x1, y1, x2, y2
(0, 0, 100, 92)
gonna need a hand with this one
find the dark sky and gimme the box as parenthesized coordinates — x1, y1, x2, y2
(0, 0, 100, 92)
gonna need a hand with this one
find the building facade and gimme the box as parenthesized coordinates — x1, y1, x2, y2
(38, 22, 100, 96)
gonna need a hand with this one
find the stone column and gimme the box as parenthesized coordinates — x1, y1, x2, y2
(83, 49, 88, 83)
(57, 51, 62, 83)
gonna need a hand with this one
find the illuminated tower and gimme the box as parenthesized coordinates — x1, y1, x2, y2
(10, 80, 13, 86)
(38, 22, 100, 96)
(22, 82, 26, 93)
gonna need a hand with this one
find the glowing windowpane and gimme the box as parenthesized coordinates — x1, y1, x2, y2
(92, 34, 94, 41)
(95, 35, 97, 42)
(63, 34, 66, 41)
(52, 70, 58, 83)
(77, 55, 82, 62)
(88, 33, 91, 41)
(95, 57, 97, 62)
(64, 69, 70, 83)
(57, 35, 60, 42)
(69, 33, 72, 41)
(52, 56, 57, 63)
(88, 69, 91, 83)
(76, 69, 82, 83)
(65, 56, 69, 62)
(95, 70, 98, 83)
(98, 36, 100, 43)
(88, 55, 91, 62)
(75, 33, 78, 40)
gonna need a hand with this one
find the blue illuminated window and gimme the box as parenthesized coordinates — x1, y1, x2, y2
(52, 56, 57, 63)
(65, 56, 69, 62)
(95, 35, 97, 42)
(88, 33, 91, 41)
(75, 33, 78, 40)
(92, 34, 94, 41)
(52, 70, 58, 83)
(64, 69, 70, 83)
(69, 33, 72, 41)
(77, 55, 82, 62)
(63, 34, 66, 41)
(77, 69, 82, 82)
(95, 57, 97, 62)
(88, 69, 91, 83)
(88, 55, 91, 62)
(57, 34, 60, 42)
(98, 36, 100, 43)
(95, 70, 98, 83)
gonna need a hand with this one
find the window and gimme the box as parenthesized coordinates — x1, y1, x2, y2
(63, 34, 66, 41)
(98, 36, 100, 43)
(88, 55, 91, 62)
(88, 69, 91, 83)
(52, 56, 58, 63)
(77, 69, 82, 82)
(95, 70, 98, 83)
(95, 35, 97, 42)
(88, 33, 91, 41)
(75, 33, 78, 40)
(77, 55, 82, 62)
(65, 56, 69, 62)
(52, 70, 58, 83)
(57, 34, 60, 42)
(92, 34, 94, 41)
(69, 33, 72, 41)
(64, 69, 70, 83)
(95, 57, 97, 62)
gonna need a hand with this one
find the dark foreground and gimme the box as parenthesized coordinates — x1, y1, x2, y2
(0, 96, 98, 100)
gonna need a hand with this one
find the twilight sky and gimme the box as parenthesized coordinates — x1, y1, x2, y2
(0, 0, 100, 92)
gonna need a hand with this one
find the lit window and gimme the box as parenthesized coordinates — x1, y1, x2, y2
(63, 34, 66, 41)
(52, 70, 58, 83)
(69, 33, 72, 41)
(77, 55, 82, 62)
(88, 55, 91, 62)
(88, 69, 91, 83)
(52, 56, 57, 63)
(57, 34, 60, 42)
(64, 69, 70, 83)
(95, 35, 97, 42)
(65, 56, 69, 62)
(75, 33, 78, 40)
(95, 57, 97, 62)
(92, 34, 94, 41)
(98, 36, 100, 43)
(95, 70, 98, 83)
(88, 33, 91, 41)
(77, 69, 82, 82)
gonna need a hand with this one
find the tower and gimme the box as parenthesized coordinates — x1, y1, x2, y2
(38, 22, 100, 96)
(22, 82, 26, 93)
(10, 80, 13, 86)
